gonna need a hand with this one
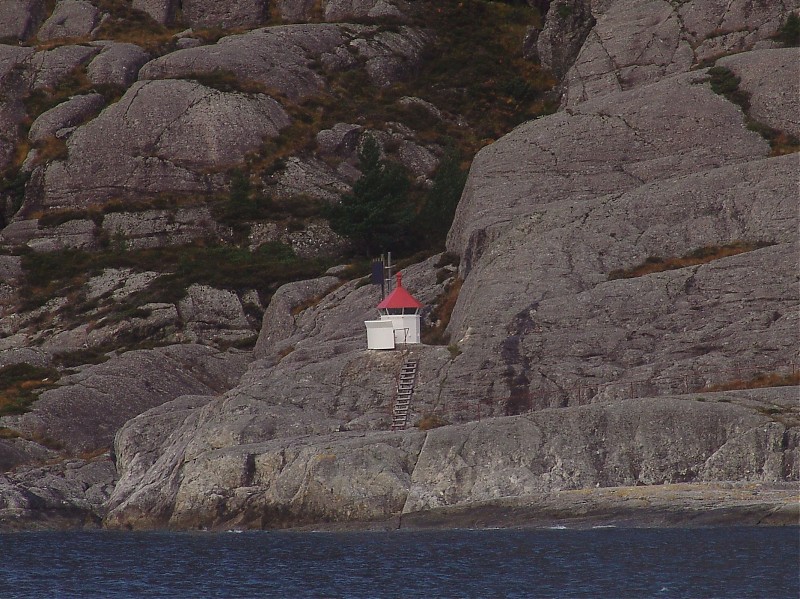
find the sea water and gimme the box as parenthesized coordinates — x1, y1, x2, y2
(1, 526, 797, 598)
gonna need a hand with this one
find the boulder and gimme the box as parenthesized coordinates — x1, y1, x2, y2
(32, 79, 290, 210)
(0, 0, 47, 42)
(86, 42, 150, 88)
(138, 25, 346, 102)
(350, 26, 428, 87)
(178, 285, 254, 344)
(28, 93, 105, 144)
(324, 0, 409, 23)
(132, 0, 178, 25)
(28, 45, 100, 91)
(718, 48, 800, 138)
(181, 0, 269, 29)
(316, 123, 362, 156)
(36, 0, 99, 42)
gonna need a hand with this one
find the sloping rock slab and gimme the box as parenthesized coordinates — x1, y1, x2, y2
(561, 0, 794, 107)
(0, 345, 250, 456)
(447, 71, 767, 254)
(718, 48, 800, 138)
(442, 155, 797, 410)
(32, 79, 290, 210)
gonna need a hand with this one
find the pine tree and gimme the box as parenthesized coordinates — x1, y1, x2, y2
(327, 137, 414, 255)
(416, 147, 468, 246)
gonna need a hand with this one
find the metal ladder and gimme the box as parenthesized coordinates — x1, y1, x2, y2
(391, 358, 418, 431)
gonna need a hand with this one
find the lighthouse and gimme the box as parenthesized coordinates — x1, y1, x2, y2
(365, 272, 423, 350)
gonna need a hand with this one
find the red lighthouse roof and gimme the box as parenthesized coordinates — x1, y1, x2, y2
(377, 272, 423, 309)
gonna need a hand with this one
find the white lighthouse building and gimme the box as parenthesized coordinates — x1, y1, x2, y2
(365, 272, 423, 350)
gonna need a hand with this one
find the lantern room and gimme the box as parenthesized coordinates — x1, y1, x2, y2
(365, 272, 423, 350)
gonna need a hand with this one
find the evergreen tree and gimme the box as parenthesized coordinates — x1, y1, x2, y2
(416, 147, 468, 247)
(327, 137, 414, 255)
(778, 13, 800, 46)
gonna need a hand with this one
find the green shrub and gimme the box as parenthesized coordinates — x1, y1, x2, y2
(326, 136, 414, 255)
(777, 13, 800, 46)
(707, 66, 750, 111)
(415, 147, 468, 248)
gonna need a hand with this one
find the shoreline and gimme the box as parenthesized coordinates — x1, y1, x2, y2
(272, 482, 800, 533)
(2, 482, 797, 533)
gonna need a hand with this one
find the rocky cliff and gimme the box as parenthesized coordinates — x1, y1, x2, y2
(0, 0, 798, 530)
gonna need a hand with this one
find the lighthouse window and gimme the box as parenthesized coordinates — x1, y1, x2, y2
(381, 308, 419, 315)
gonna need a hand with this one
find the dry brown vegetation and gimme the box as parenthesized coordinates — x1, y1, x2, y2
(701, 371, 800, 392)
(416, 413, 450, 430)
(0, 364, 60, 416)
(608, 241, 773, 280)
(422, 276, 463, 345)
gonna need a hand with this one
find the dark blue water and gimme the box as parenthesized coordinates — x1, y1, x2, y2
(0, 527, 797, 598)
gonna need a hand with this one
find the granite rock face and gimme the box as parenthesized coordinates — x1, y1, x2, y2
(0, 345, 249, 456)
(0, 457, 117, 530)
(560, 0, 797, 107)
(104, 388, 798, 529)
(28, 79, 290, 211)
(447, 71, 768, 254)
(535, 0, 594, 78)
(1, 0, 797, 531)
